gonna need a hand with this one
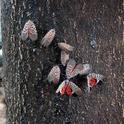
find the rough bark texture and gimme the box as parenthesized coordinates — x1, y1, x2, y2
(1, 0, 124, 124)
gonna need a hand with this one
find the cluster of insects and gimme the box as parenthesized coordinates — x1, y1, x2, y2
(21, 20, 105, 123)
(47, 53, 104, 96)
(21, 20, 104, 97)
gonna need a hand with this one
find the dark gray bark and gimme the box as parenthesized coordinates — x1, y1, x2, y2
(1, 0, 124, 124)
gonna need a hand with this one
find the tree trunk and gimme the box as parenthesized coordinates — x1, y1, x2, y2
(1, 0, 124, 124)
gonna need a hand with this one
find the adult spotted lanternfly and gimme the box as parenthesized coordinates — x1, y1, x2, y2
(47, 65, 60, 84)
(41, 29, 56, 47)
(21, 20, 38, 41)
(66, 59, 92, 79)
(56, 80, 82, 96)
(59, 42, 74, 66)
(58, 42, 74, 53)
(87, 73, 104, 92)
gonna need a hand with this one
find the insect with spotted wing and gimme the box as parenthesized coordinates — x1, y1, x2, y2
(21, 20, 38, 41)
(87, 73, 104, 92)
(47, 58, 93, 96)
(47, 65, 60, 84)
(41, 29, 56, 47)
(58, 42, 74, 66)
(66, 59, 92, 79)
(56, 80, 82, 96)
(58, 42, 74, 53)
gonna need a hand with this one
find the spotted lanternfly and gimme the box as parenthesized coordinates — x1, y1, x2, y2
(21, 20, 38, 41)
(41, 29, 56, 47)
(56, 80, 82, 96)
(55, 80, 69, 96)
(87, 73, 104, 92)
(61, 51, 69, 66)
(66, 59, 84, 79)
(58, 42, 74, 53)
(47, 65, 60, 84)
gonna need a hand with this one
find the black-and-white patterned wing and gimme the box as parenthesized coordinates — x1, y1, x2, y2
(95, 74, 104, 84)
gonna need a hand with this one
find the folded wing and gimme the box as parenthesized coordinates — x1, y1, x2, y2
(21, 20, 38, 41)
(58, 42, 74, 53)
(28, 20, 38, 41)
(66, 59, 76, 79)
(41, 29, 55, 47)
(47, 65, 60, 84)
(21, 20, 29, 41)
(69, 81, 82, 96)
(66, 59, 87, 79)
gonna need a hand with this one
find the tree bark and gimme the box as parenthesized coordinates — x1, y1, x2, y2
(1, 0, 124, 124)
